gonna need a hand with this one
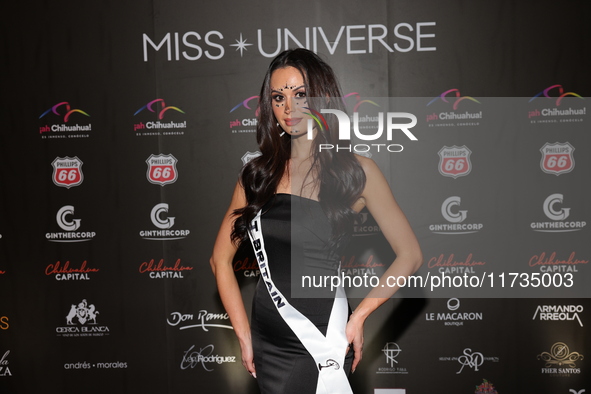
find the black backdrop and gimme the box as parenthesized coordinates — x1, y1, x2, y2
(1, 1, 590, 393)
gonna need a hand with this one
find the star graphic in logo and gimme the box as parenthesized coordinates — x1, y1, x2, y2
(230, 33, 252, 57)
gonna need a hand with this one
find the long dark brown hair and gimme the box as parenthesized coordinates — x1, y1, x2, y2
(232, 48, 366, 250)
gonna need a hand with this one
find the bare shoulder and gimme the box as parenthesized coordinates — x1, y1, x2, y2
(354, 154, 388, 188)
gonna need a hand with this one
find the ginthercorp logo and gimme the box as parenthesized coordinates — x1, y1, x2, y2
(528, 85, 586, 124)
(46, 205, 96, 242)
(540, 142, 575, 176)
(353, 211, 382, 236)
(429, 196, 483, 235)
(426, 89, 482, 127)
(0, 350, 11, 377)
(143, 22, 437, 62)
(533, 305, 583, 327)
(531, 193, 586, 232)
(438, 146, 472, 178)
(39, 101, 91, 139)
(230, 96, 259, 134)
(133, 98, 186, 136)
(538, 342, 583, 375)
(139, 203, 190, 240)
(52, 157, 84, 188)
(56, 299, 109, 337)
(180, 344, 236, 371)
(425, 298, 484, 326)
(146, 154, 178, 186)
(167, 310, 233, 331)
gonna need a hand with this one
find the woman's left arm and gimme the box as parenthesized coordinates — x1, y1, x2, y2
(346, 157, 423, 371)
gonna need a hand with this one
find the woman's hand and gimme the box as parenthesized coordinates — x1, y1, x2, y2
(345, 312, 365, 372)
(239, 335, 257, 378)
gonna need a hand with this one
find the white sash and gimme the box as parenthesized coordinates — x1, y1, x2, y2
(249, 210, 353, 394)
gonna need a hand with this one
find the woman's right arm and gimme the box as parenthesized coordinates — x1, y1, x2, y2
(209, 181, 256, 377)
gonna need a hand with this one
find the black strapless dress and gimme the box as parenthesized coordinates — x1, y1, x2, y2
(249, 194, 353, 394)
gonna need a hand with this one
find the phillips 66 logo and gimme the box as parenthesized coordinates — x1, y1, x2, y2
(52, 157, 84, 188)
(540, 142, 575, 176)
(438, 146, 472, 178)
(146, 154, 178, 186)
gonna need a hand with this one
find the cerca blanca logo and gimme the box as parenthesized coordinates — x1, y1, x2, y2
(167, 310, 233, 331)
(429, 196, 483, 235)
(46, 205, 96, 242)
(140, 203, 190, 240)
(56, 299, 109, 337)
(531, 193, 586, 232)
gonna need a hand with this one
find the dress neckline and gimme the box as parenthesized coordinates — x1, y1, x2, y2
(275, 193, 320, 203)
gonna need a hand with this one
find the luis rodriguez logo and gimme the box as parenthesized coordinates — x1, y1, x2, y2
(39, 101, 91, 139)
(134, 98, 186, 136)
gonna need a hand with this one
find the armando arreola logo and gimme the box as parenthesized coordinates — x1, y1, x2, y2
(52, 157, 83, 188)
(146, 154, 178, 186)
(140, 203, 190, 240)
(46, 205, 96, 243)
(538, 342, 584, 376)
(307, 104, 417, 154)
(56, 299, 109, 337)
(134, 98, 186, 136)
(39, 101, 91, 139)
(533, 304, 583, 327)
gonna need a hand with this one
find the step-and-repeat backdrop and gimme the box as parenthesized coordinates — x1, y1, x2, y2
(1, 1, 589, 393)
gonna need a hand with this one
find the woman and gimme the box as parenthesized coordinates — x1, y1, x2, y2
(210, 48, 422, 393)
